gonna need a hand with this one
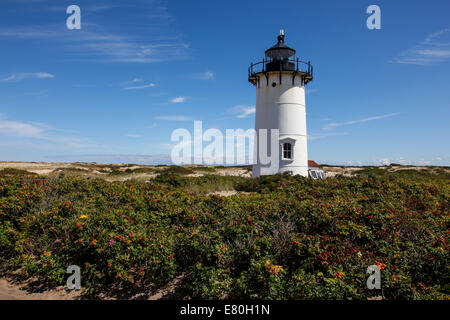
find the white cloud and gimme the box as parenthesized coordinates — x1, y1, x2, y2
(46, 154, 171, 165)
(0, 118, 46, 138)
(307, 132, 348, 140)
(122, 83, 156, 90)
(195, 71, 214, 80)
(125, 134, 142, 138)
(323, 113, 400, 130)
(0, 114, 94, 150)
(1, 72, 55, 82)
(170, 96, 186, 103)
(0, 2, 190, 63)
(370, 157, 450, 166)
(323, 157, 449, 167)
(373, 158, 391, 166)
(397, 157, 412, 165)
(418, 159, 431, 166)
(391, 28, 450, 65)
(155, 115, 191, 121)
(229, 105, 255, 119)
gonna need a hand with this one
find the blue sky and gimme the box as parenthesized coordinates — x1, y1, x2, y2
(0, 0, 449, 166)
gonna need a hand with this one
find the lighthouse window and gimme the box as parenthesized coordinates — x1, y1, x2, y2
(283, 143, 292, 159)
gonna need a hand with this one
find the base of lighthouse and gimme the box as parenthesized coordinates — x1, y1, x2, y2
(253, 162, 309, 178)
(252, 136, 309, 178)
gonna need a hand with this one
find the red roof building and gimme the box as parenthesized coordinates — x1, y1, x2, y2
(308, 160, 319, 167)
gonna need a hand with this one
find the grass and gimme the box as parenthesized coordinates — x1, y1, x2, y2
(129, 168, 156, 174)
(182, 175, 245, 194)
(160, 165, 194, 175)
(0, 168, 37, 176)
(109, 167, 156, 176)
(355, 167, 450, 181)
(192, 167, 216, 173)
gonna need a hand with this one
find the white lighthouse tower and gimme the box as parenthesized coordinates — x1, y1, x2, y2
(249, 30, 313, 177)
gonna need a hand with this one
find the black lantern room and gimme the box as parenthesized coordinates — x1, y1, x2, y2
(248, 30, 313, 86)
(264, 30, 296, 72)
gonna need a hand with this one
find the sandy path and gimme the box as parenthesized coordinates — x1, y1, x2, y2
(0, 274, 186, 300)
(0, 278, 79, 300)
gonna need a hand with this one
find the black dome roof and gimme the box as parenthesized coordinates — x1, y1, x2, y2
(265, 33, 295, 59)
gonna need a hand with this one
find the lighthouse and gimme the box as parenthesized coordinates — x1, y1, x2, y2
(249, 30, 313, 177)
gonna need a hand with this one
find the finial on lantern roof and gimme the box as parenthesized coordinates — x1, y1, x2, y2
(278, 29, 285, 43)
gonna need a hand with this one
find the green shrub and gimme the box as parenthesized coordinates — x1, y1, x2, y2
(0, 171, 448, 299)
(0, 168, 37, 176)
(154, 171, 186, 188)
(160, 166, 194, 175)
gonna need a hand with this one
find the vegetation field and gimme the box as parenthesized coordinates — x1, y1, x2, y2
(0, 165, 448, 299)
